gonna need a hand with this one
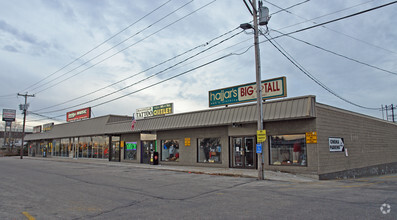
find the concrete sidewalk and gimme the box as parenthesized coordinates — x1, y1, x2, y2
(20, 156, 318, 182)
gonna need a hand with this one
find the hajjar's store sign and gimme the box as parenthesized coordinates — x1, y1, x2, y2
(208, 77, 287, 107)
(66, 107, 91, 122)
(136, 103, 173, 119)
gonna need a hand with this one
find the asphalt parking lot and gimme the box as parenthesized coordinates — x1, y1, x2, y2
(1, 157, 396, 219)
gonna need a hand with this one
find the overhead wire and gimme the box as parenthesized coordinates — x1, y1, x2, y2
(27, 1, 396, 120)
(266, 0, 396, 55)
(32, 0, 200, 94)
(261, 31, 380, 110)
(271, 29, 397, 76)
(277, 1, 397, 37)
(27, 111, 64, 122)
(270, 0, 310, 16)
(256, 1, 397, 49)
(36, 29, 244, 114)
(19, 0, 173, 93)
(270, 0, 375, 30)
(27, 52, 241, 122)
(91, 53, 236, 108)
(33, 26, 241, 112)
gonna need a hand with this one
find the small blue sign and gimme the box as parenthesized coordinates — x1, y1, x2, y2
(256, 144, 262, 154)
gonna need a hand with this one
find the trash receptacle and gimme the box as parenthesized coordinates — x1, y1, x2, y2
(150, 152, 159, 165)
(153, 152, 159, 165)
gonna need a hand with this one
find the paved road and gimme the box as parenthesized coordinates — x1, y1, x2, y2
(0, 157, 396, 219)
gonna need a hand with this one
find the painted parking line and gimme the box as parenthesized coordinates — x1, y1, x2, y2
(339, 181, 386, 188)
(378, 175, 397, 179)
(279, 179, 391, 190)
(22, 212, 35, 220)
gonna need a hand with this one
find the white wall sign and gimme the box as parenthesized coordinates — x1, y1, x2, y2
(136, 103, 173, 119)
(329, 137, 345, 152)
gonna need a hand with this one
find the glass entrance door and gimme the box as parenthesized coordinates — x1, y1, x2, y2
(141, 141, 155, 164)
(232, 137, 255, 168)
(110, 136, 120, 162)
(244, 137, 255, 168)
(232, 138, 243, 167)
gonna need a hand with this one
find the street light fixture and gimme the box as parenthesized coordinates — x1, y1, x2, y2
(240, 0, 270, 180)
(239, 23, 253, 30)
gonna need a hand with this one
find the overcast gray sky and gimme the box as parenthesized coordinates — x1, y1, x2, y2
(1, 0, 396, 130)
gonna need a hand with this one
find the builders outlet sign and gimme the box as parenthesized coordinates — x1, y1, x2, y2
(136, 103, 173, 119)
(208, 77, 287, 107)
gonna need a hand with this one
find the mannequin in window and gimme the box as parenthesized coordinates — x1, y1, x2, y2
(293, 142, 301, 164)
(169, 144, 175, 159)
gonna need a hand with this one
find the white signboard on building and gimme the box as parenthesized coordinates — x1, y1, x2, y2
(329, 137, 345, 152)
(136, 103, 173, 119)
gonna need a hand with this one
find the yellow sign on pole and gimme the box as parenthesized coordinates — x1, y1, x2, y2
(185, 138, 191, 146)
(257, 130, 266, 143)
(306, 132, 318, 144)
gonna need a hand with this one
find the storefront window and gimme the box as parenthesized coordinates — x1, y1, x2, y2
(161, 140, 180, 162)
(29, 142, 40, 156)
(61, 138, 70, 157)
(198, 138, 222, 163)
(39, 142, 44, 156)
(79, 137, 90, 158)
(269, 134, 307, 166)
(125, 142, 137, 160)
(52, 140, 60, 156)
(91, 136, 109, 159)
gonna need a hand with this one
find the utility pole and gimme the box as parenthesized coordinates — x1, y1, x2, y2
(240, 0, 270, 180)
(252, 0, 264, 180)
(17, 93, 35, 159)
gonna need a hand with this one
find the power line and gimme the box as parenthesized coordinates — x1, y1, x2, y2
(256, 1, 397, 49)
(262, 31, 380, 110)
(271, 29, 397, 76)
(273, 0, 375, 30)
(91, 53, 235, 109)
(27, 1, 396, 118)
(267, 0, 396, 55)
(31, 0, 199, 94)
(19, 0, 173, 93)
(280, 1, 397, 36)
(29, 52, 239, 122)
(27, 111, 64, 122)
(36, 29, 244, 114)
(33, 27, 240, 112)
(270, 0, 310, 16)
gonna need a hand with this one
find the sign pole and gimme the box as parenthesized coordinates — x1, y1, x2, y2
(4, 122, 7, 149)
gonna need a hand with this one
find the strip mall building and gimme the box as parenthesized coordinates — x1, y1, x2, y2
(25, 95, 397, 180)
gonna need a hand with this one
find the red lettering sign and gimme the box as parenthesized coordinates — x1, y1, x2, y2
(66, 107, 91, 122)
(240, 86, 254, 96)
